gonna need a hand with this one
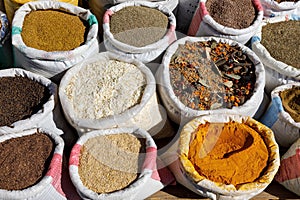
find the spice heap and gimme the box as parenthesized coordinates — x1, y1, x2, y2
(188, 121, 268, 186)
(0, 132, 54, 190)
(205, 0, 256, 29)
(261, 20, 300, 69)
(65, 60, 146, 119)
(169, 40, 256, 110)
(0, 76, 51, 126)
(79, 133, 145, 193)
(280, 86, 300, 122)
(110, 6, 169, 47)
(21, 10, 87, 52)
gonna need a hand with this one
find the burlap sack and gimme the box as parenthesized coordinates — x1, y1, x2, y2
(156, 36, 265, 125)
(11, 1, 99, 82)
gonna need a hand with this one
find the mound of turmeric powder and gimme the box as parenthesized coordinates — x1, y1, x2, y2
(188, 121, 269, 186)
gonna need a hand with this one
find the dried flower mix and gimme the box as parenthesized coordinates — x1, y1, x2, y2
(280, 86, 300, 122)
(261, 20, 300, 69)
(169, 40, 256, 110)
(65, 60, 146, 119)
(21, 10, 88, 52)
(206, 0, 257, 29)
(0, 76, 51, 126)
(0, 132, 54, 190)
(109, 6, 169, 47)
(79, 133, 145, 193)
(188, 121, 268, 186)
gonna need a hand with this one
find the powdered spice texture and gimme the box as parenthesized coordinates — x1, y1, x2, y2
(79, 133, 145, 193)
(261, 20, 300, 69)
(21, 10, 87, 52)
(0, 76, 51, 126)
(280, 86, 300, 122)
(206, 0, 256, 29)
(110, 6, 168, 47)
(0, 133, 54, 190)
(188, 122, 268, 186)
(65, 60, 146, 119)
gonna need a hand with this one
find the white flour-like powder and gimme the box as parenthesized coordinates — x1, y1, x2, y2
(65, 60, 146, 119)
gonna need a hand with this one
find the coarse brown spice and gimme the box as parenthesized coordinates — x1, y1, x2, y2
(169, 40, 256, 110)
(110, 6, 168, 47)
(0, 132, 54, 190)
(280, 86, 300, 122)
(206, 0, 257, 29)
(79, 133, 146, 193)
(261, 20, 300, 69)
(0, 76, 51, 126)
(275, 0, 299, 2)
(22, 10, 88, 52)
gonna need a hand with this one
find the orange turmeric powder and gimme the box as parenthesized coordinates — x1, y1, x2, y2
(188, 121, 269, 186)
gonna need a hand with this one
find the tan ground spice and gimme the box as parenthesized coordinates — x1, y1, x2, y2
(0, 132, 54, 190)
(280, 86, 300, 122)
(110, 6, 168, 47)
(21, 10, 87, 52)
(261, 20, 300, 69)
(79, 133, 146, 193)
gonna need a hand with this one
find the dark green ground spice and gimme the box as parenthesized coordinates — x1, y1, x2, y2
(206, 0, 257, 29)
(169, 40, 256, 110)
(22, 10, 88, 52)
(110, 6, 169, 47)
(0, 76, 51, 126)
(0, 132, 54, 190)
(261, 20, 300, 69)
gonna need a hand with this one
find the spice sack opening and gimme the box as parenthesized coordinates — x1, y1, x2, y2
(0, 128, 65, 200)
(156, 36, 265, 125)
(177, 114, 280, 199)
(69, 127, 163, 200)
(11, 1, 99, 80)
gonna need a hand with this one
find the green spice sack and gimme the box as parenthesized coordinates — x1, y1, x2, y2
(251, 14, 300, 95)
(11, 1, 99, 82)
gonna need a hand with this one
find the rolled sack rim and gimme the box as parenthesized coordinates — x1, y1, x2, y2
(11, 0, 99, 61)
(160, 36, 265, 120)
(69, 127, 156, 200)
(0, 128, 64, 199)
(102, 1, 176, 54)
(178, 114, 280, 196)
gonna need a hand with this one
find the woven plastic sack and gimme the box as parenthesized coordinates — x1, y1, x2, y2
(0, 128, 66, 200)
(275, 138, 300, 196)
(260, 0, 300, 18)
(103, 1, 177, 63)
(156, 36, 265, 125)
(59, 52, 167, 138)
(0, 11, 13, 69)
(260, 83, 300, 147)
(0, 68, 63, 136)
(160, 114, 280, 200)
(187, 0, 263, 44)
(4, 0, 78, 24)
(89, 0, 178, 37)
(11, 1, 99, 81)
(251, 14, 300, 95)
(69, 127, 168, 200)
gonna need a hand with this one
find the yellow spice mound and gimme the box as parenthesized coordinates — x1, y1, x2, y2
(188, 121, 269, 186)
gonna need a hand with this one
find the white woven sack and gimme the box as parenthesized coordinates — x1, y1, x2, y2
(103, 1, 177, 63)
(0, 128, 65, 200)
(11, 1, 99, 80)
(0, 68, 63, 136)
(187, 0, 264, 44)
(260, 83, 300, 147)
(160, 114, 280, 200)
(275, 138, 300, 196)
(251, 14, 300, 95)
(69, 127, 164, 200)
(260, 0, 300, 18)
(156, 36, 265, 125)
(59, 52, 166, 137)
